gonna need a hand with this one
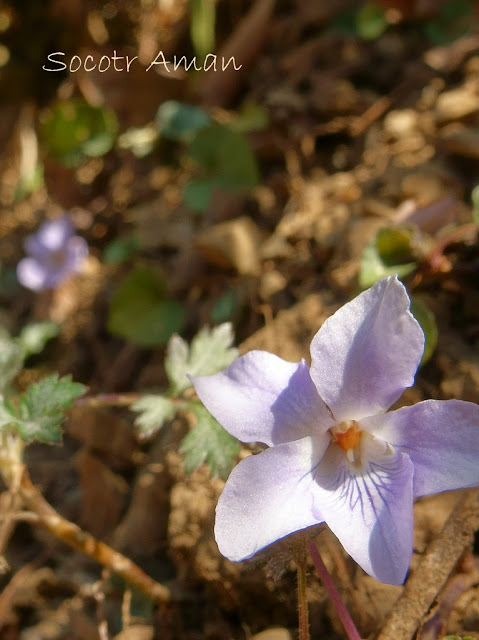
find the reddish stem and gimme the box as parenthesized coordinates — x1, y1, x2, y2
(308, 541, 362, 640)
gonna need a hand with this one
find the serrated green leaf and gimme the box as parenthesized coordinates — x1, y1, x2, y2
(108, 265, 185, 347)
(165, 323, 238, 394)
(14, 374, 86, 443)
(17, 321, 60, 359)
(132, 394, 175, 439)
(0, 400, 16, 430)
(0, 328, 23, 395)
(410, 297, 438, 366)
(180, 403, 240, 479)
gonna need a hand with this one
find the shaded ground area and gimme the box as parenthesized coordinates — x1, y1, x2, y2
(1, 1, 479, 639)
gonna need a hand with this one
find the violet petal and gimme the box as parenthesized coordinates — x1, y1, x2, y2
(215, 435, 329, 561)
(362, 399, 479, 497)
(192, 352, 334, 447)
(309, 276, 424, 421)
(312, 438, 414, 584)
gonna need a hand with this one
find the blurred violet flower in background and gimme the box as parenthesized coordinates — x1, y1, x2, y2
(192, 276, 479, 585)
(17, 215, 88, 292)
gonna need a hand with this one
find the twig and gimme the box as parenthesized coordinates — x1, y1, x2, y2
(18, 467, 172, 606)
(377, 488, 479, 640)
(297, 555, 310, 640)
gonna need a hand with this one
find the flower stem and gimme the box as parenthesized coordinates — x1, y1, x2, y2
(308, 541, 362, 640)
(297, 556, 310, 640)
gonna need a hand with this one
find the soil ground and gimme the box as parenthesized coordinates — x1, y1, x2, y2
(1, 2, 479, 639)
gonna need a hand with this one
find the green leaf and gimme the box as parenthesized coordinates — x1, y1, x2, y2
(356, 3, 388, 40)
(132, 394, 176, 439)
(190, 0, 216, 62)
(182, 177, 216, 213)
(0, 400, 16, 431)
(117, 125, 158, 157)
(410, 297, 438, 366)
(229, 103, 269, 134)
(40, 99, 118, 167)
(471, 185, 479, 226)
(424, 0, 472, 45)
(0, 328, 23, 395)
(180, 403, 240, 479)
(359, 227, 417, 289)
(17, 321, 60, 359)
(103, 234, 140, 264)
(211, 287, 239, 324)
(188, 123, 259, 191)
(11, 374, 86, 443)
(156, 101, 211, 143)
(14, 162, 44, 202)
(108, 265, 185, 347)
(375, 227, 416, 265)
(165, 323, 238, 394)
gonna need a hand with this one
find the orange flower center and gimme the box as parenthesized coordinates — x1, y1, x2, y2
(331, 420, 363, 463)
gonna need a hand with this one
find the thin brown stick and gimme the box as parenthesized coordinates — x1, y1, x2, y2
(377, 489, 479, 640)
(18, 467, 171, 606)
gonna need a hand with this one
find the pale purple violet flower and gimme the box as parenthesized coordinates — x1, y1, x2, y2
(191, 277, 479, 585)
(17, 215, 88, 292)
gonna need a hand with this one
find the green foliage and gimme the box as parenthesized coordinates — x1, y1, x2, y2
(190, 0, 216, 63)
(165, 323, 238, 394)
(180, 403, 240, 479)
(0, 328, 23, 395)
(0, 322, 60, 395)
(356, 3, 388, 40)
(14, 162, 44, 202)
(410, 298, 438, 366)
(132, 395, 176, 439)
(424, 0, 472, 44)
(229, 103, 270, 135)
(471, 185, 479, 226)
(103, 234, 140, 265)
(184, 123, 259, 212)
(189, 123, 259, 189)
(117, 125, 159, 158)
(17, 321, 60, 359)
(359, 227, 417, 289)
(108, 265, 185, 347)
(211, 288, 240, 324)
(40, 99, 118, 167)
(156, 100, 211, 143)
(0, 374, 86, 443)
(182, 178, 217, 213)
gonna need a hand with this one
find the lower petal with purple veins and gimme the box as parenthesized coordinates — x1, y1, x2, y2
(311, 439, 414, 584)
